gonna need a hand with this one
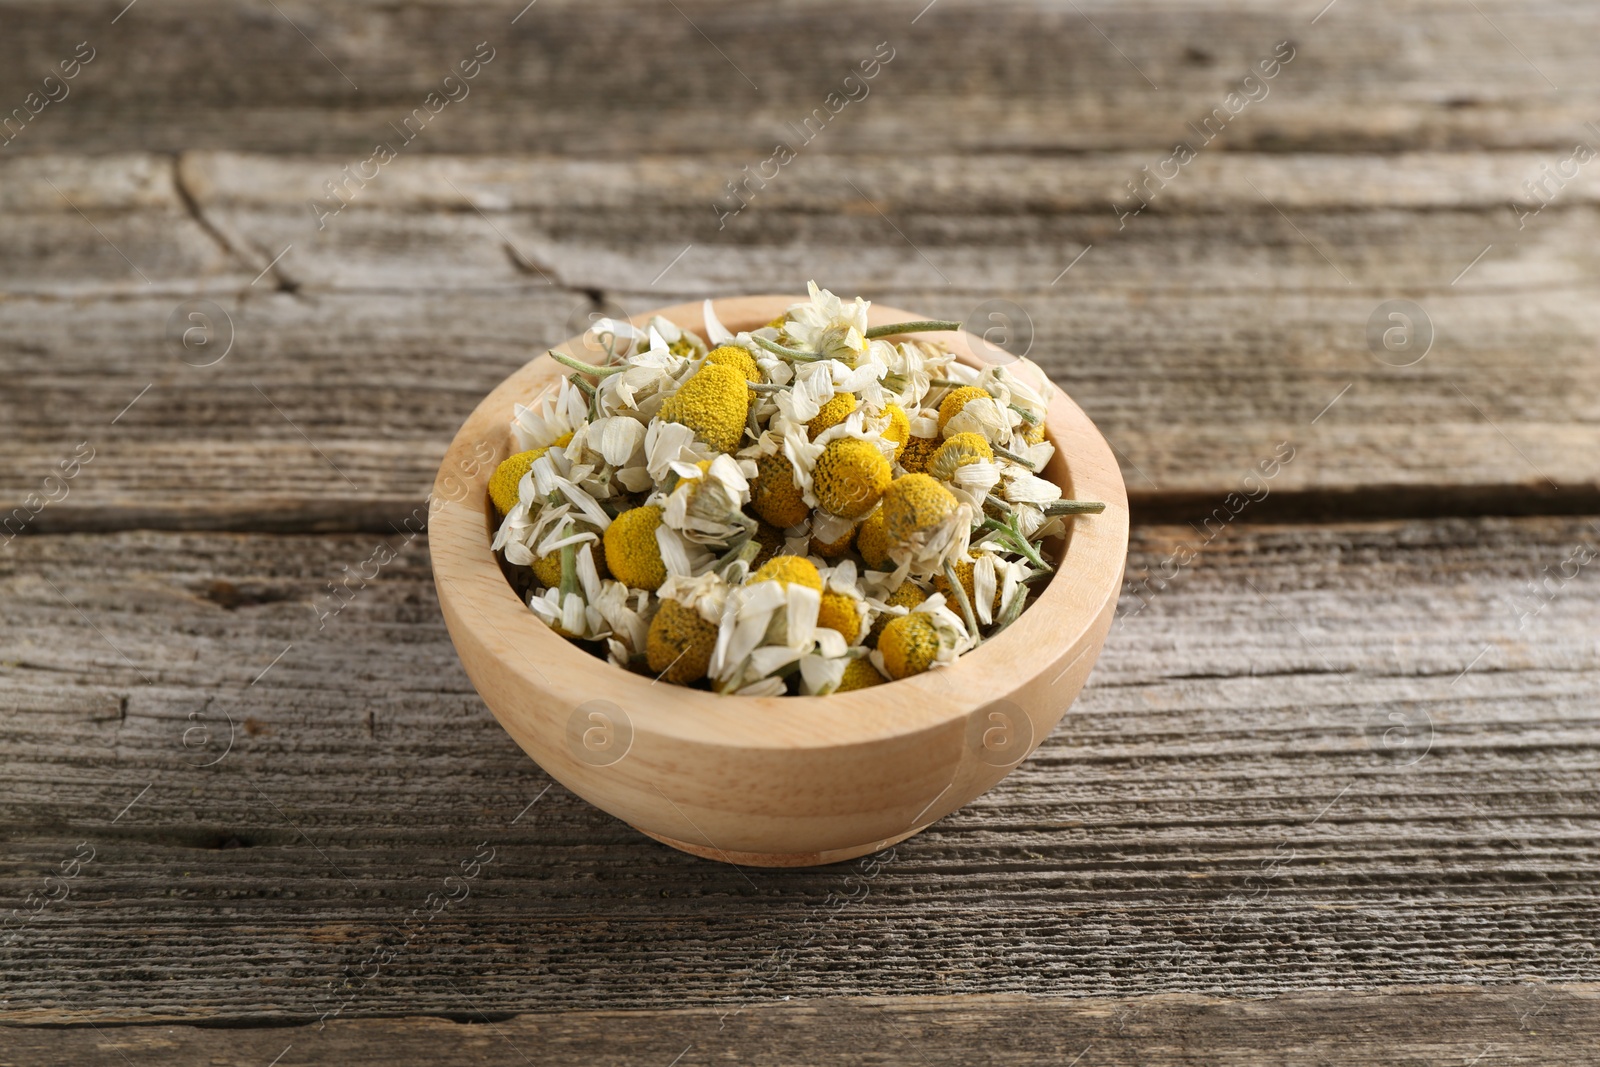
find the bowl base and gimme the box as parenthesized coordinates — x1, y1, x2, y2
(633, 826, 924, 868)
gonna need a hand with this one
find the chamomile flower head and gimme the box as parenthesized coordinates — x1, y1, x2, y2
(750, 554, 823, 592)
(603, 503, 668, 590)
(663, 454, 753, 544)
(646, 598, 718, 683)
(867, 579, 928, 643)
(807, 392, 858, 438)
(897, 431, 941, 474)
(927, 432, 994, 483)
(877, 613, 941, 679)
(813, 438, 892, 520)
(816, 589, 864, 642)
(836, 656, 887, 691)
(489, 435, 572, 517)
(492, 284, 1095, 695)
(881, 473, 972, 577)
(705, 344, 762, 385)
(658, 362, 749, 453)
(855, 507, 891, 570)
(751, 451, 811, 529)
(878, 403, 911, 461)
(783, 281, 870, 367)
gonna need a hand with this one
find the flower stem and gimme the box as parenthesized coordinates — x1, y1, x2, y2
(865, 319, 962, 339)
(1043, 500, 1106, 515)
(944, 561, 982, 643)
(549, 350, 623, 377)
(994, 446, 1037, 469)
(979, 516, 1050, 570)
(751, 335, 824, 362)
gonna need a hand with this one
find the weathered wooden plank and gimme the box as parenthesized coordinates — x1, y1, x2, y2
(1, 1, 1597, 156)
(4, 989, 1600, 1065)
(3, 151, 1598, 529)
(1, 517, 1596, 1019)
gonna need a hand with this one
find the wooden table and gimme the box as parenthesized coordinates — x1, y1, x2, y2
(4, 1, 1598, 1062)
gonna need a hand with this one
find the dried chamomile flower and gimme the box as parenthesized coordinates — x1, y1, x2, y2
(489, 431, 574, 515)
(807, 392, 858, 438)
(646, 598, 718, 683)
(750, 451, 810, 529)
(705, 344, 762, 385)
(658, 362, 749, 453)
(836, 657, 887, 691)
(878, 403, 911, 461)
(783, 281, 870, 367)
(877, 613, 941, 679)
(897, 431, 941, 474)
(881, 473, 970, 575)
(603, 504, 668, 590)
(663, 455, 753, 544)
(927, 432, 994, 482)
(867, 580, 928, 644)
(813, 438, 892, 520)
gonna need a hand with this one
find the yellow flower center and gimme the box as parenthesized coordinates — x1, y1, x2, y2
(928, 432, 995, 482)
(646, 599, 718, 684)
(807, 392, 858, 439)
(937, 385, 990, 435)
(879, 613, 941, 679)
(813, 438, 892, 520)
(751, 452, 810, 529)
(659, 363, 749, 453)
(836, 657, 886, 691)
(750, 554, 823, 591)
(881, 473, 958, 548)
(603, 504, 668, 590)
(816, 589, 862, 640)
(705, 344, 762, 385)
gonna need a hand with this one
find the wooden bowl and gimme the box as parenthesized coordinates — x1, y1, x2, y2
(431, 296, 1128, 867)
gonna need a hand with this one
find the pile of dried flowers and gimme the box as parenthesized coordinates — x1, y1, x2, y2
(489, 283, 1103, 696)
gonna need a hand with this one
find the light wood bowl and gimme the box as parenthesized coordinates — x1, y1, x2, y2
(431, 296, 1128, 867)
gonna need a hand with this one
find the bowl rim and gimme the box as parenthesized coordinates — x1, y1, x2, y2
(430, 295, 1129, 753)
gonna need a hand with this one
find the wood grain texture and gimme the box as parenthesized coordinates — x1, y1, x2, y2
(4, 989, 1600, 1065)
(0, 1, 1597, 156)
(1, 517, 1596, 1020)
(4, 152, 1598, 532)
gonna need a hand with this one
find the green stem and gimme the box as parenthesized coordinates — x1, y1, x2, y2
(1043, 500, 1107, 515)
(944, 561, 982, 643)
(549, 350, 623, 377)
(979, 516, 1050, 571)
(865, 319, 962, 339)
(751, 334, 824, 362)
(1010, 403, 1041, 424)
(994, 446, 1037, 469)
